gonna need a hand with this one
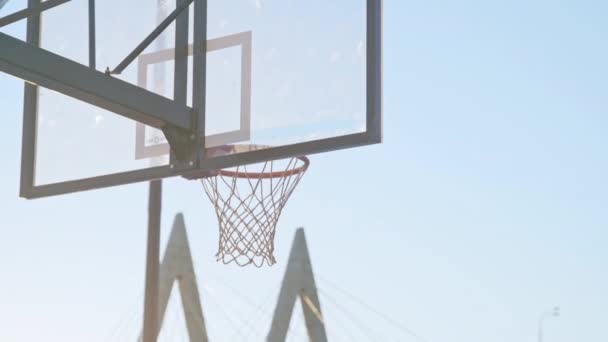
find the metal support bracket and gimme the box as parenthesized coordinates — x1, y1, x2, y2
(161, 124, 197, 162)
(0, 31, 192, 130)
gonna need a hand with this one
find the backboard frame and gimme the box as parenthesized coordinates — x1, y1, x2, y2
(16, 0, 383, 199)
(185, 0, 383, 178)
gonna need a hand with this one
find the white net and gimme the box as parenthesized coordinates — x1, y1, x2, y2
(201, 156, 309, 267)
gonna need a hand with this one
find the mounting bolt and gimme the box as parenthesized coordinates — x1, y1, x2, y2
(190, 134, 196, 141)
(189, 161, 195, 166)
(170, 164, 175, 169)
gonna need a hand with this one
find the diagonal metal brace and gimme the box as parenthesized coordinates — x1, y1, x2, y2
(0, 31, 197, 162)
(0, 0, 70, 28)
(108, 0, 195, 75)
(0, 31, 192, 130)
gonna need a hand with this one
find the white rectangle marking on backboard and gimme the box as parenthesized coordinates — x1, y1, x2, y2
(135, 31, 252, 160)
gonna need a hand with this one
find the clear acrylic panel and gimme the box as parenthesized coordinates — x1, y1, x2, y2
(137, 0, 369, 159)
(205, 0, 368, 154)
(31, 0, 373, 189)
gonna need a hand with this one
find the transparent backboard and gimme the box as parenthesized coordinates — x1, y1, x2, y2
(18, 0, 382, 198)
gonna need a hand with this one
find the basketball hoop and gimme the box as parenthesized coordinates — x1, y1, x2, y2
(196, 149, 309, 267)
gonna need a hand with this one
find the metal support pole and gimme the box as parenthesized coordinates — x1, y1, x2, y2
(143, 180, 162, 342)
(538, 317, 543, 342)
(88, 0, 95, 69)
(20, 0, 40, 199)
(538, 307, 560, 342)
(192, 0, 208, 164)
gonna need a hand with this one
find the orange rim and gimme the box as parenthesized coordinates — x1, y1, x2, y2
(216, 156, 310, 179)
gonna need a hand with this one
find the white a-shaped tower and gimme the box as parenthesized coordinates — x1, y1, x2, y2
(267, 228, 328, 342)
(139, 213, 209, 342)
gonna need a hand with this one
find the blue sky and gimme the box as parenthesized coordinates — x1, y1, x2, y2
(1, 0, 608, 341)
